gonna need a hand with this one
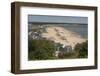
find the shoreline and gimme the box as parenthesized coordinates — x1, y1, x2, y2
(42, 26, 86, 49)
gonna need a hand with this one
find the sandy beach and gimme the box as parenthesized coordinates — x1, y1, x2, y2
(42, 26, 86, 49)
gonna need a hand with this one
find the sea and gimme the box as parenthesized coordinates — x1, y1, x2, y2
(62, 24, 88, 39)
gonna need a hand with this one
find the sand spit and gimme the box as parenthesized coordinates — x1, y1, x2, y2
(42, 26, 86, 49)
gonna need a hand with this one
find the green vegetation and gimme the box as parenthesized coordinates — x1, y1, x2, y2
(28, 39, 56, 60)
(28, 38, 88, 60)
(58, 41, 88, 59)
(74, 40, 88, 58)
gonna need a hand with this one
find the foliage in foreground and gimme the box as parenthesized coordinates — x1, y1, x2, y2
(74, 40, 88, 58)
(28, 39, 56, 60)
(28, 38, 88, 60)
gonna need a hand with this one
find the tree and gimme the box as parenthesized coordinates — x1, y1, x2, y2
(28, 39, 56, 60)
(74, 40, 88, 58)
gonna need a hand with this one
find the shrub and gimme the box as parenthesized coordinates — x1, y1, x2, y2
(28, 39, 56, 60)
(74, 40, 88, 58)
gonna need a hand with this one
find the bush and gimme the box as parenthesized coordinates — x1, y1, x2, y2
(28, 39, 56, 60)
(74, 40, 88, 58)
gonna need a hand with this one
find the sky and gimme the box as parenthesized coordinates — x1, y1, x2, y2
(28, 15, 88, 24)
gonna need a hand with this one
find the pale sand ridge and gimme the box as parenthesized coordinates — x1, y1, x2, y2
(42, 26, 86, 49)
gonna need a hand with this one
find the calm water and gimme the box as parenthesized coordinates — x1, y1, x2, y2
(63, 24, 88, 39)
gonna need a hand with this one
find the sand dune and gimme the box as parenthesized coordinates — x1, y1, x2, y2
(42, 27, 86, 49)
